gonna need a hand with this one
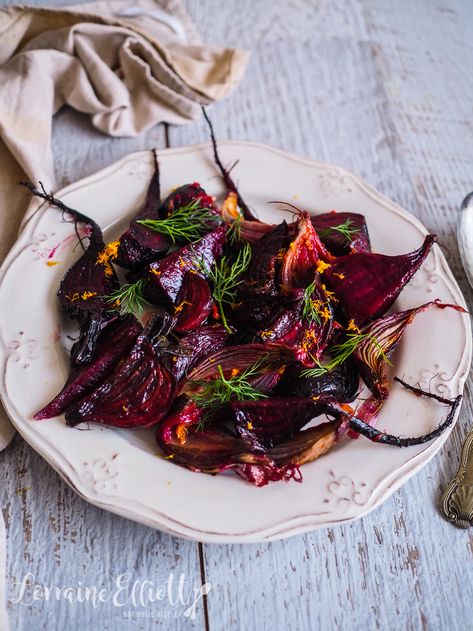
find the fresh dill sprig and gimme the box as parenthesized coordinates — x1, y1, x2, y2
(137, 199, 221, 244)
(302, 280, 321, 324)
(196, 242, 252, 333)
(318, 219, 360, 243)
(105, 278, 150, 317)
(227, 217, 242, 244)
(190, 360, 269, 429)
(300, 333, 390, 378)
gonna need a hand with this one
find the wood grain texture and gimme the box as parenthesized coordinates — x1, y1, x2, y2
(1, 0, 473, 629)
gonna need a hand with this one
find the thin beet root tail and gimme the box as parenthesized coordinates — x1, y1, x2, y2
(201, 107, 257, 221)
(20, 181, 103, 245)
(327, 378, 462, 447)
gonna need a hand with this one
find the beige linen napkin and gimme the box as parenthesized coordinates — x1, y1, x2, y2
(0, 0, 249, 447)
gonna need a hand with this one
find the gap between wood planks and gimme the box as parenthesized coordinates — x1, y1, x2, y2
(164, 122, 211, 631)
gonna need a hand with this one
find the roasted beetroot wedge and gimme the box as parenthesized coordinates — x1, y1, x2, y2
(146, 226, 227, 304)
(324, 235, 435, 324)
(65, 332, 176, 428)
(254, 284, 335, 365)
(35, 315, 142, 420)
(231, 397, 328, 449)
(281, 213, 333, 287)
(239, 222, 288, 296)
(276, 359, 359, 403)
(160, 182, 220, 220)
(58, 225, 120, 365)
(311, 211, 371, 255)
(173, 272, 213, 334)
(354, 301, 465, 398)
(115, 151, 170, 269)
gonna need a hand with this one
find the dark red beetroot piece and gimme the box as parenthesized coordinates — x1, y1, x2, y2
(276, 359, 359, 403)
(115, 151, 170, 269)
(173, 272, 213, 334)
(239, 222, 289, 296)
(65, 332, 175, 429)
(232, 397, 329, 449)
(57, 221, 119, 366)
(146, 225, 227, 305)
(159, 182, 220, 221)
(311, 211, 371, 255)
(35, 315, 142, 420)
(324, 235, 435, 325)
(254, 284, 335, 365)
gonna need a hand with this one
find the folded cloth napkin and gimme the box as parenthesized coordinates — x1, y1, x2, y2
(0, 0, 249, 450)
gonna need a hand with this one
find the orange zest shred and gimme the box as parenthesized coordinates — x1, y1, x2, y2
(347, 319, 361, 334)
(321, 284, 337, 302)
(316, 259, 331, 274)
(46, 260, 59, 267)
(150, 267, 161, 276)
(175, 424, 188, 444)
(174, 300, 191, 314)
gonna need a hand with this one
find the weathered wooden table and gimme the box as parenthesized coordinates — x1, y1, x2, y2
(1, 1, 473, 629)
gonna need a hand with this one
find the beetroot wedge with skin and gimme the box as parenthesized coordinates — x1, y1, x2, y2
(146, 225, 227, 305)
(254, 284, 335, 365)
(34, 315, 142, 420)
(232, 397, 328, 449)
(169, 324, 229, 382)
(311, 211, 371, 255)
(276, 359, 359, 403)
(58, 224, 119, 365)
(159, 182, 220, 220)
(240, 222, 289, 296)
(65, 333, 176, 428)
(281, 213, 333, 288)
(324, 235, 436, 325)
(115, 151, 170, 269)
(173, 272, 213, 334)
(354, 300, 465, 399)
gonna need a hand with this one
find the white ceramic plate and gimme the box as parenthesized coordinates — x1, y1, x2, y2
(0, 142, 470, 542)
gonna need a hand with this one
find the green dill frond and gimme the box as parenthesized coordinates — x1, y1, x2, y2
(318, 219, 360, 243)
(195, 242, 252, 333)
(105, 278, 150, 317)
(300, 332, 390, 378)
(190, 360, 269, 430)
(137, 198, 221, 244)
(302, 280, 322, 324)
